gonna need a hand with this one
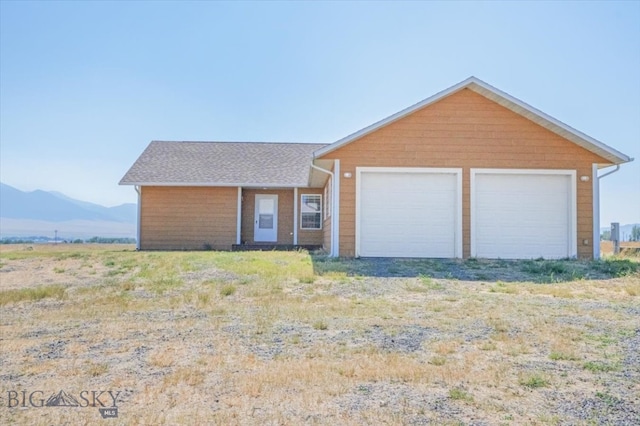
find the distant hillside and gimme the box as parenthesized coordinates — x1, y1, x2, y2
(48, 190, 136, 223)
(0, 183, 136, 239)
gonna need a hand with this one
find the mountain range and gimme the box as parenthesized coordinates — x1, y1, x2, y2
(0, 183, 136, 239)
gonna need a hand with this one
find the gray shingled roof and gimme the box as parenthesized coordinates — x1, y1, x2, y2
(119, 141, 329, 187)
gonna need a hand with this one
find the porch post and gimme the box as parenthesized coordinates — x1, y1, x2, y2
(135, 186, 141, 250)
(236, 187, 242, 245)
(293, 187, 298, 245)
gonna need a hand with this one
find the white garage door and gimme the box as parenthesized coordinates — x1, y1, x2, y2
(357, 168, 462, 258)
(471, 170, 576, 259)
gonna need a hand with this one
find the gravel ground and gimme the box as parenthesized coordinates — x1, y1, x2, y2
(1, 248, 639, 425)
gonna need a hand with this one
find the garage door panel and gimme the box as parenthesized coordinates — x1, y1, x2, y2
(473, 172, 574, 259)
(358, 169, 459, 258)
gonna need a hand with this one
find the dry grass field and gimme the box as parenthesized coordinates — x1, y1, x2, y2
(600, 241, 640, 257)
(0, 244, 639, 425)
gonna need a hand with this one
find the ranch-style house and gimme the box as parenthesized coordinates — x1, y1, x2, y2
(120, 77, 632, 259)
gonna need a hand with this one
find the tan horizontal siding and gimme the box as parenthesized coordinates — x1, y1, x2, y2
(320, 88, 608, 259)
(140, 186, 237, 250)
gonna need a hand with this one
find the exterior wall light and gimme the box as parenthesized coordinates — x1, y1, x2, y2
(343, 172, 352, 178)
(580, 176, 590, 182)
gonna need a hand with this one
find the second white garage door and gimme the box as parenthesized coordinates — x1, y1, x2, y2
(356, 168, 462, 258)
(471, 169, 577, 259)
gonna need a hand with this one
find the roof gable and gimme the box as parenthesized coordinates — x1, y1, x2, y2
(314, 77, 632, 165)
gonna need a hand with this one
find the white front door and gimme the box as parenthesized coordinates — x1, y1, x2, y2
(254, 194, 278, 242)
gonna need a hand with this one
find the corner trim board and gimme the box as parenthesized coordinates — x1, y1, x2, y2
(236, 187, 242, 245)
(333, 160, 340, 257)
(592, 164, 599, 259)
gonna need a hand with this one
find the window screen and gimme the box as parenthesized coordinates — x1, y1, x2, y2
(301, 194, 322, 230)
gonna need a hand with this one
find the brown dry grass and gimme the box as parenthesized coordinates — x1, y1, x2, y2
(601, 240, 640, 256)
(0, 244, 638, 425)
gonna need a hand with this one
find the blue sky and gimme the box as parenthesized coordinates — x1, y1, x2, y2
(1, 1, 638, 227)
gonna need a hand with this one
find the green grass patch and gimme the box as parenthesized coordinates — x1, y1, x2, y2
(148, 276, 183, 294)
(312, 319, 328, 330)
(595, 391, 622, 407)
(464, 257, 480, 268)
(479, 341, 497, 351)
(520, 259, 587, 282)
(54, 252, 89, 261)
(585, 333, 617, 349)
(583, 360, 619, 373)
(449, 387, 473, 402)
(0, 248, 83, 261)
(299, 274, 316, 284)
(549, 351, 580, 361)
(429, 356, 446, 366)
(519, 373, 549, 388)
(521, 259, 570, 275)
(208, 251, 315, 284)
(419, 275, 445, 290)
(0, 285, 66, 305)
(489, 280, 517, 293)
(592, 258, 639, 277)
(220, 284, 237, 297)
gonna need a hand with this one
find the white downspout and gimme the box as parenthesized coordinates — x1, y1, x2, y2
(134, 186, 141, 250)
(598, 164, 620, 179)
(310, 162, 339, 257)
(293, 187, 298, 245)
(236, 187, 242, 245)
(594, 164, 621, 259)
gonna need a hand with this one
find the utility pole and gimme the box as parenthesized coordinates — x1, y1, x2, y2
(611, 223, 620, 255)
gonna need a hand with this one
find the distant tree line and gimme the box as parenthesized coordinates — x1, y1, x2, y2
(85, 237, 136, 244)
(600, 225, 640, 242)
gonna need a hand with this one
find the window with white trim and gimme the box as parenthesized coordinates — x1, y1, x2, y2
(301, 194, 322, 230)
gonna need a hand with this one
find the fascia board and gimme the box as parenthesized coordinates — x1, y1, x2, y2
(118, 181, 306, 188)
